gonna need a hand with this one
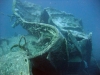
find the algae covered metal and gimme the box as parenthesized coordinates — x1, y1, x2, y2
(0, 51, 30, 75)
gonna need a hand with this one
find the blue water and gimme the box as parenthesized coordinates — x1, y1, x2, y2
(0, 0, 100, 61)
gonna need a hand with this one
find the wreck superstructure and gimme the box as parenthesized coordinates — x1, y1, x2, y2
(0, 0, 100, 75)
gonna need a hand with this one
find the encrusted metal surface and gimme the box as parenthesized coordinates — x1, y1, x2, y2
(0, 51, 30, 75)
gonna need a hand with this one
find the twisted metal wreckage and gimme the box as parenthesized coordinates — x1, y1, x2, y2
(0, 0, 100, 75)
